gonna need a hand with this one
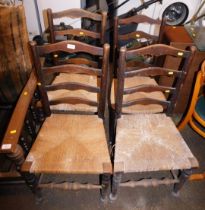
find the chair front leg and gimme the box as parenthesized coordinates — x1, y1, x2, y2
(110, 172, 123, 201)
(7, 144, 42, 201)
(7, 144, 25, 170)
(173, 169, 192, 196)
(100, 173, 110, 201)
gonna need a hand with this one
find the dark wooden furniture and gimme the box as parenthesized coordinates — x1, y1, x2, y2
(110, 44, 198, 201)
(159, 26, 205, 114)
(47, 8, 108, 112)
(112, 14, 164, 72)
(0, 40, 112, 200)
(47, 8, 107, 45)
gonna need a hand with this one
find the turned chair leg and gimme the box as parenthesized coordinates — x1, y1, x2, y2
(173, 169, 192, 196)
(7, 144, 42, 201)
(21, 172, 42, 203)
(7, 144, 25, 170)
(100, 173, 110, 201)
(110, 172, 122, 201)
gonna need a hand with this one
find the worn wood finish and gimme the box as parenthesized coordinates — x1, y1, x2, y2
(0, 71, 37, 154)
(22, 114, 111, 174)
(111, 43, 198, 198)
(126, 44, 190, 60)
(49, 97, 98, 107)
(31, 41, 109, 115)
(52, 8, 102, 21)
(54, 29, 100, 39)
(47, 8, 107, 45)
(46, 82, 100, 93)
(115, 44, 195, 117)
(47, 8, 55, 43)
(125, 67, 181, 78)
(118, 14, 161, 25)
(114, 114, 198, 173)
(116, 47, 126, 117)
(39, 182, 101, 190)
(30, 42, 51, 116)
(59, 57, 98, 68)
(126, 60, 152, 69)
(119, 31, 158, 41)
(43, 64, 101, 76)
(124, 85, 175, 95)
(98, 44, 110, 118)
(101, 12, 107, 44)
(37, 40, 103, 56)
(112, 14, 163, 75)
(166, 46, 196, 115)
(122, 97, 169, 108)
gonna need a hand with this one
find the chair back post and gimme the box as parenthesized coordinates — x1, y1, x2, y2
(113, 16, 119, 73)
(166, 46, 196, 115)
(101, 11, 107, 45)
(115, 47, 127, 119)
(47, 9, 55, 43)
(98, 43, 110, 119)
(157, 17, 167, 44)
(30, 41, 51, 116)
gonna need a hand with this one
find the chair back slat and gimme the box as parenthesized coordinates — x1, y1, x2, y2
(54, 29, 101, 39)
(118, 14, 161, 25)
(125, 67, 182, 77)
(45, 83, 100, 93)
(115, 44, 196, 118)
(126, 44, 190, 59)
(113, 14, 165, 76)
(47, 8, 107, 45)
(124, 85, 175, 95)
(119, 31, 158, 41)
(42, 64, 101, 76)
(31, 41, 110, 118)
(49, 97, 98, 107)
(61, 57, 98, 68)
(122, 98, 170, 108)
(37, 40, 103, 56)
(52, 8, 102, 21)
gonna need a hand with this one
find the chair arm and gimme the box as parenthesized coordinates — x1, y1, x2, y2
(0, 71, 37, 154)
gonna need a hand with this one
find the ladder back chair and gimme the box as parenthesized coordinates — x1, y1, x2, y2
(113, 14, 165, 72)
(47, 8, 108, 113)
(110, 44, 198, 200)
(0, 40, 112, 200)
(47, 8, 107, 67)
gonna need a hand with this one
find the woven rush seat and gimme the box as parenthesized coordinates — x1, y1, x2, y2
(23, 114, 111, 174)
(114, 114, 198, 173)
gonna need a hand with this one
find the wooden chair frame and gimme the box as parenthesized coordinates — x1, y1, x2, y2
(112, 14, 165, 73)
(115, 44, 195, 118)
(110, 44, 198, 201)
(0, 40, 111, 201)
(47, 8, 107, 45)
(47, 8, 107, 67)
